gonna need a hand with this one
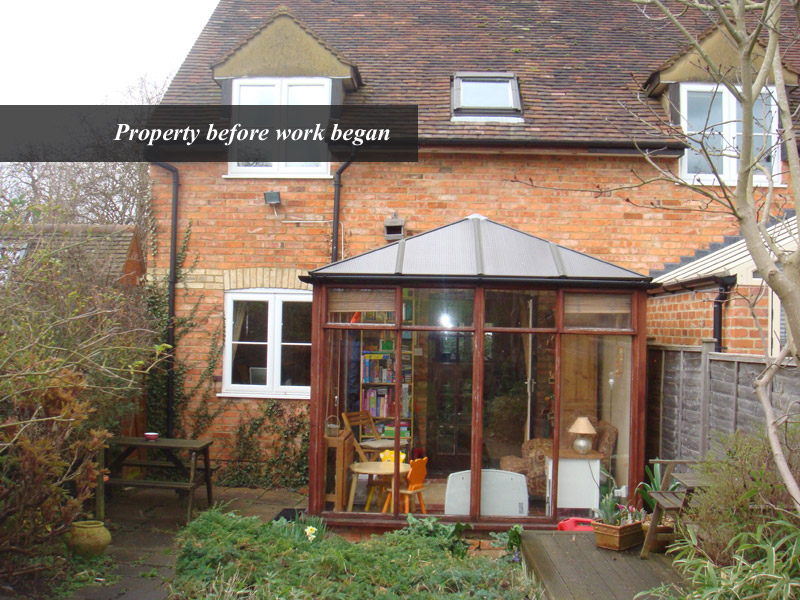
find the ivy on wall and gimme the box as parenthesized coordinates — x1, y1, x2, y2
(218, 400, 310, 490)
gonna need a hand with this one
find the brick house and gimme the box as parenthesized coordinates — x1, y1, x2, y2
(152, 0, 797, 524)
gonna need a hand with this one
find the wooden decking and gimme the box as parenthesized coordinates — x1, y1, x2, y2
(521, 531, 683, 600)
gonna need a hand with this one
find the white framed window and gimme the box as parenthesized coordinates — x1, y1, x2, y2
(228, 77, 331, 178)
(451, 72, 523, 122)
(222, 289, 312, 398)
(680, 83, 780, 186)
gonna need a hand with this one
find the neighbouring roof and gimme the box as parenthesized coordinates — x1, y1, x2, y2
(304, 214, 650, 286)
(166, 0, 786, 148)
(652, 216, 798, 287)
(0, 224, 143, 285)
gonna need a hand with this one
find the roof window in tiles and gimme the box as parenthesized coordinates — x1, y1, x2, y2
(451, 72, 523, 122)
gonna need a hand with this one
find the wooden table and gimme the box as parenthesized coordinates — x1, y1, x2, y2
(347, 461, 410, 512)
(98, 436, 214, 523)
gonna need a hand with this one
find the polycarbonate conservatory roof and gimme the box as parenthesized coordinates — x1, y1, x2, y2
(305, 214, 650, 286)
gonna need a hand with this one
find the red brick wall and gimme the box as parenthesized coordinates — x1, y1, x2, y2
(647, 285, 770, 354)
(148, 150, 758, 460)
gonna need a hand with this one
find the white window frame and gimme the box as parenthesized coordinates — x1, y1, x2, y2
(451, 72, 523, 122)
(222, 288, 312, 399)
(679, 82, 780, 186)
(227, 77, 332, 178)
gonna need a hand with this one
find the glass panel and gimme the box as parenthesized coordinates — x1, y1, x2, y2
(231, 343, 267, 385)
(282, 302, 311, 343)
(484, 290, 556, 329)
(482, 332, 555, 516)
(686, 90, 724, 174)
(461, 80, 512, 108)
(280, 345, 310, 386)
(402, 288, 474, 328)
(286, 83, 328, 105)
(327, 288, 395, 324)
(557, 335, 631, 519)
(232, 300, 268, 342)
(238, 84, 278, 105)
(323, 329, 406, 513)
(737, 94, 774, 169)
(564, 293, 631, 330)
(404, 331, 474, 515)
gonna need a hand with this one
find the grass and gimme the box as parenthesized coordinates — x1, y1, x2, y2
(172, 509, 540, 599)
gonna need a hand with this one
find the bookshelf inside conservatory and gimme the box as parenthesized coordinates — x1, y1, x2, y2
(358, 328, 414, 447)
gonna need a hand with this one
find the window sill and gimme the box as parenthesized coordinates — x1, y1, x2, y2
(678, 177, 786, 189)
(223, 173, 333, 180)
(217, 391, 311, 401)
(450, 115, 524, 123)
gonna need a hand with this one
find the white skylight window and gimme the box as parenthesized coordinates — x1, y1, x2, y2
(452, 72, 523, 122)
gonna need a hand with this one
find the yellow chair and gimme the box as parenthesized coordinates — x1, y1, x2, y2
(382, 456, 427, 514)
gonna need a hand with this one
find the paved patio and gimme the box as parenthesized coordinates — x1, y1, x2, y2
(70, 486, 306, 600)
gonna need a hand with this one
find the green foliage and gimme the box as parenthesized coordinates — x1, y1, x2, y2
(394, 514, 473, 558)
(217, 400, 309, 489)
(489, 524, 524, 563)
(0, 218, 159, 585)
(143, 222, 224, 440)
(595, 490, 644, 526)
(639, 520, 800, 600)
(683, 428, 800, 565)
(636, 461, 679, 513)
(173, 508, 536, 599)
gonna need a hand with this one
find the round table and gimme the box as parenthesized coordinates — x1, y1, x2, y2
(347, 461, 410, 512)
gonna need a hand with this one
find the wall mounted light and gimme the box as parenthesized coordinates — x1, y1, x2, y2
(264, 191, 281, 205)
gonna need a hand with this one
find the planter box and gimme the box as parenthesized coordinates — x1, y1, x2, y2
(591, 520, 644, 551)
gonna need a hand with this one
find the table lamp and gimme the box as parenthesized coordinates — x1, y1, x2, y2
(569, 416, 596, 454)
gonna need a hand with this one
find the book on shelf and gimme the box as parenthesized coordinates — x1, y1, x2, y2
(362, 352, 395, 383)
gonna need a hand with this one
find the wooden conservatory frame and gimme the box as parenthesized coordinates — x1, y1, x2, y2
(301, 216, 650, 528)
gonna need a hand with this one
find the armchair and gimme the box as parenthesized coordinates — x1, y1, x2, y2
(499, 418, 618, 498)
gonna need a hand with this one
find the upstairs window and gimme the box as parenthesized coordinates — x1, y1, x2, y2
(680, 83, 779, 186)
(452, 72, 522, 121)
(228, 77, 331, 178)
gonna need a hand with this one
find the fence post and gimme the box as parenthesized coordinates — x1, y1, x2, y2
(700, 339, 715, 457)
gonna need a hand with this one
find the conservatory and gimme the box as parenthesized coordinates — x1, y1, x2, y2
(301, 215, 650, 526)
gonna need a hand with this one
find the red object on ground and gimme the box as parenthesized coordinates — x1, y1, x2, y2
(557, 517, 594, 531)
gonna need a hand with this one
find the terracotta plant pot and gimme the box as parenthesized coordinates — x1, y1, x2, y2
(591, 520, 644, 551)
(66, 520, 111, 557)
(641, 521, 676, 553)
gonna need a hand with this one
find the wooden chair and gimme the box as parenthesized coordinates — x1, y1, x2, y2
(341, 410, 407, 462)
(382, 457, 428, 514)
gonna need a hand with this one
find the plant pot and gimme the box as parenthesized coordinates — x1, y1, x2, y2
(66, 520, 111, 557)
(591, 520, 644, 551)
(641, 521, 676, 553)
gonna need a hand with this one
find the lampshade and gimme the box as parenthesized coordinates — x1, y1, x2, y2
(568, 416, 597, 436)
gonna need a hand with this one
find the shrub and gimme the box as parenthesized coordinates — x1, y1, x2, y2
(173, 509, 538, 599)
(640, 519, 800, 600)
(683, 428, 800, 565)
(0, 224, 158, 588)
(0, 371, 107, 582)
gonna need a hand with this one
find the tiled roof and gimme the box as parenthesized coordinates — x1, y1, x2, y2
(164, 0, 752, 147)
(0, 225, 141, 285)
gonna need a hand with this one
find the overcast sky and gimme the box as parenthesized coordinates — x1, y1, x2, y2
(0, 1, 219, 104)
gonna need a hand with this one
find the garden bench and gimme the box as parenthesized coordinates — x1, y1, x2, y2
(640, 459, 699, 559)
